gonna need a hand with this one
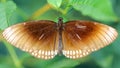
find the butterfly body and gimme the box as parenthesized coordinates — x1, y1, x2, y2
(57, 17, 64, 55)
(2, 18, 118, 59)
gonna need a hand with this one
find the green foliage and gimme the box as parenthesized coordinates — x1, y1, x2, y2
(21, 56, 89, 68)
(69, 0, 118, 22)
(0, 1, 16, 30)
(0, 0, 120, 68)
(47, 0, 62, 8)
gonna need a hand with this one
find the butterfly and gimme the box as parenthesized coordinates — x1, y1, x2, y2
(2, 17, 118, 59)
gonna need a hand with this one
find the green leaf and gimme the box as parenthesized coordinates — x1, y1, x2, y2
(95, 55, 113, 68)
(22, 56, 90, 68)
(0, 1, 16, 30)
(44, 56, 89, 68)
(47, 0, 62, 8)
(46, 59, 81, 68)
(69, 0, 118, 22)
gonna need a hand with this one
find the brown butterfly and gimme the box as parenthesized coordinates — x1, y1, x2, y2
(2, 17, 118, 59)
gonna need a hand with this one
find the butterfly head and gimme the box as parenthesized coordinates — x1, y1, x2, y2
(58, 17, 63, 21)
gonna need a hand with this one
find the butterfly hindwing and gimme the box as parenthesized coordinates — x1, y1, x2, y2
(62, 21, 118, 59)
(3, 20, 59, 59)
(2, 19, 118, 59)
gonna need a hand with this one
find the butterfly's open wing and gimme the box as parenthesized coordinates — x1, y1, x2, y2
(62, 21, 118, 59)
(3, 20, 58, 59)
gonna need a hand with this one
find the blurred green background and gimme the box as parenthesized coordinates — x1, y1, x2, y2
(0, 0, 120, 68)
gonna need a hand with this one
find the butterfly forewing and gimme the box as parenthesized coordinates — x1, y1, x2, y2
(62, 21, 118, 59)
(2, 18, 118, 60)
(3, 20, 59, 59)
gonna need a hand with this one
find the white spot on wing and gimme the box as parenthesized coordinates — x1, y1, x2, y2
(69, 56, 72, 58)
(67, 50, 69, 55)
(75, 23, 86, 29)
(39, 34, 44, 40)
(70, 50, 72, 55)
(73, 56, 75, 59)
(76, 50, 79, 54)
(23, 23, 26, 25)
(39, 50, 41, 54)
(41, 55, 44, 58)
(45, 51, 48, 55)
(32, 52, 35, 55)
(51, 55, 54, 58)
(25, 48, 29, 52)
(55, 50, 58, 55)
(29, 49, 33, 52)
(48, 51, 50, 55)
(83, 52, 86, 56)
(76, 55, 79, 58)
(42, 51, 44, 54)
(34, 53, 37, 56)
(79, 50, 82, 54)
(51, 51, 54, 55)
(45, 56, 48, 59)
(76, 34, 81, 40)
(37, 55, 40, 58)
(73, 51, 75, 55)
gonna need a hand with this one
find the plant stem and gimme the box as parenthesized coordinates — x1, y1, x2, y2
(2, 39, 24, 68)
(28, 4, 52, 20)
(0, 31, 2, 41)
